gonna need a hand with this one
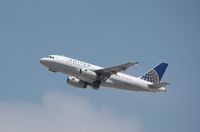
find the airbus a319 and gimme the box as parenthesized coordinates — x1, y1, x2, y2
(40, 55, 169, 92)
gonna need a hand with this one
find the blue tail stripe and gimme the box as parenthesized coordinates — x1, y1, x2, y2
(154, 63, 168, 81)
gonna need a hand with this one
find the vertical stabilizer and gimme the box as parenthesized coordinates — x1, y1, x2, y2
(141, 63, 168, 84)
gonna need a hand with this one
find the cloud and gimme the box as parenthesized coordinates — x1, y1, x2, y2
(0, 91, 142, 132)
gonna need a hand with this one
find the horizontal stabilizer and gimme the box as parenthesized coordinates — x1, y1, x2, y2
(148, 82, 169, 88)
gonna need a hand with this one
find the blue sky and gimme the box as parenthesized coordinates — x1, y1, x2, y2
(0, 0, 200, 132)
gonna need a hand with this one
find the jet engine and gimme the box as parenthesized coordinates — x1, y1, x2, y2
(67, 77, 87, 88)
(75, 69, 99, 83)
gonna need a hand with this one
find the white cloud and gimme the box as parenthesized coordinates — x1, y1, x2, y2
(0, 91, 142, 132)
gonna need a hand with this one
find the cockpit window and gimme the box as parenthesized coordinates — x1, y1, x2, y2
(48, 56, 54, 59)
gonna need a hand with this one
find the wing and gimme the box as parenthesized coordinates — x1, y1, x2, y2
(95, 62, 138, 78)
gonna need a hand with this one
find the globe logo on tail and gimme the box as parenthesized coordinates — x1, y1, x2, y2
(141, 70, 160, 84)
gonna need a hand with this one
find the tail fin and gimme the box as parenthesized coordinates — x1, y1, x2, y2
(140, 63, 168, 84)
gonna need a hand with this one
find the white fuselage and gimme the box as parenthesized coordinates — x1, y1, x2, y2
(40, 55, 166, 92)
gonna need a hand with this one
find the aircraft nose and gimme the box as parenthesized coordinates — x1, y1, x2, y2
(40, 58, 48, 65)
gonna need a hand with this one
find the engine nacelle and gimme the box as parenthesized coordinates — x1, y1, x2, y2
(67, 77, 87, 88)
(75, 69, 98, 83)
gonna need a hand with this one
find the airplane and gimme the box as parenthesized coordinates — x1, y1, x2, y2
(40, 55, 169, 92)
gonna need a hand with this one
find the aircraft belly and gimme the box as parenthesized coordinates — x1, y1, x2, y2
(101, 79, 148, 92)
